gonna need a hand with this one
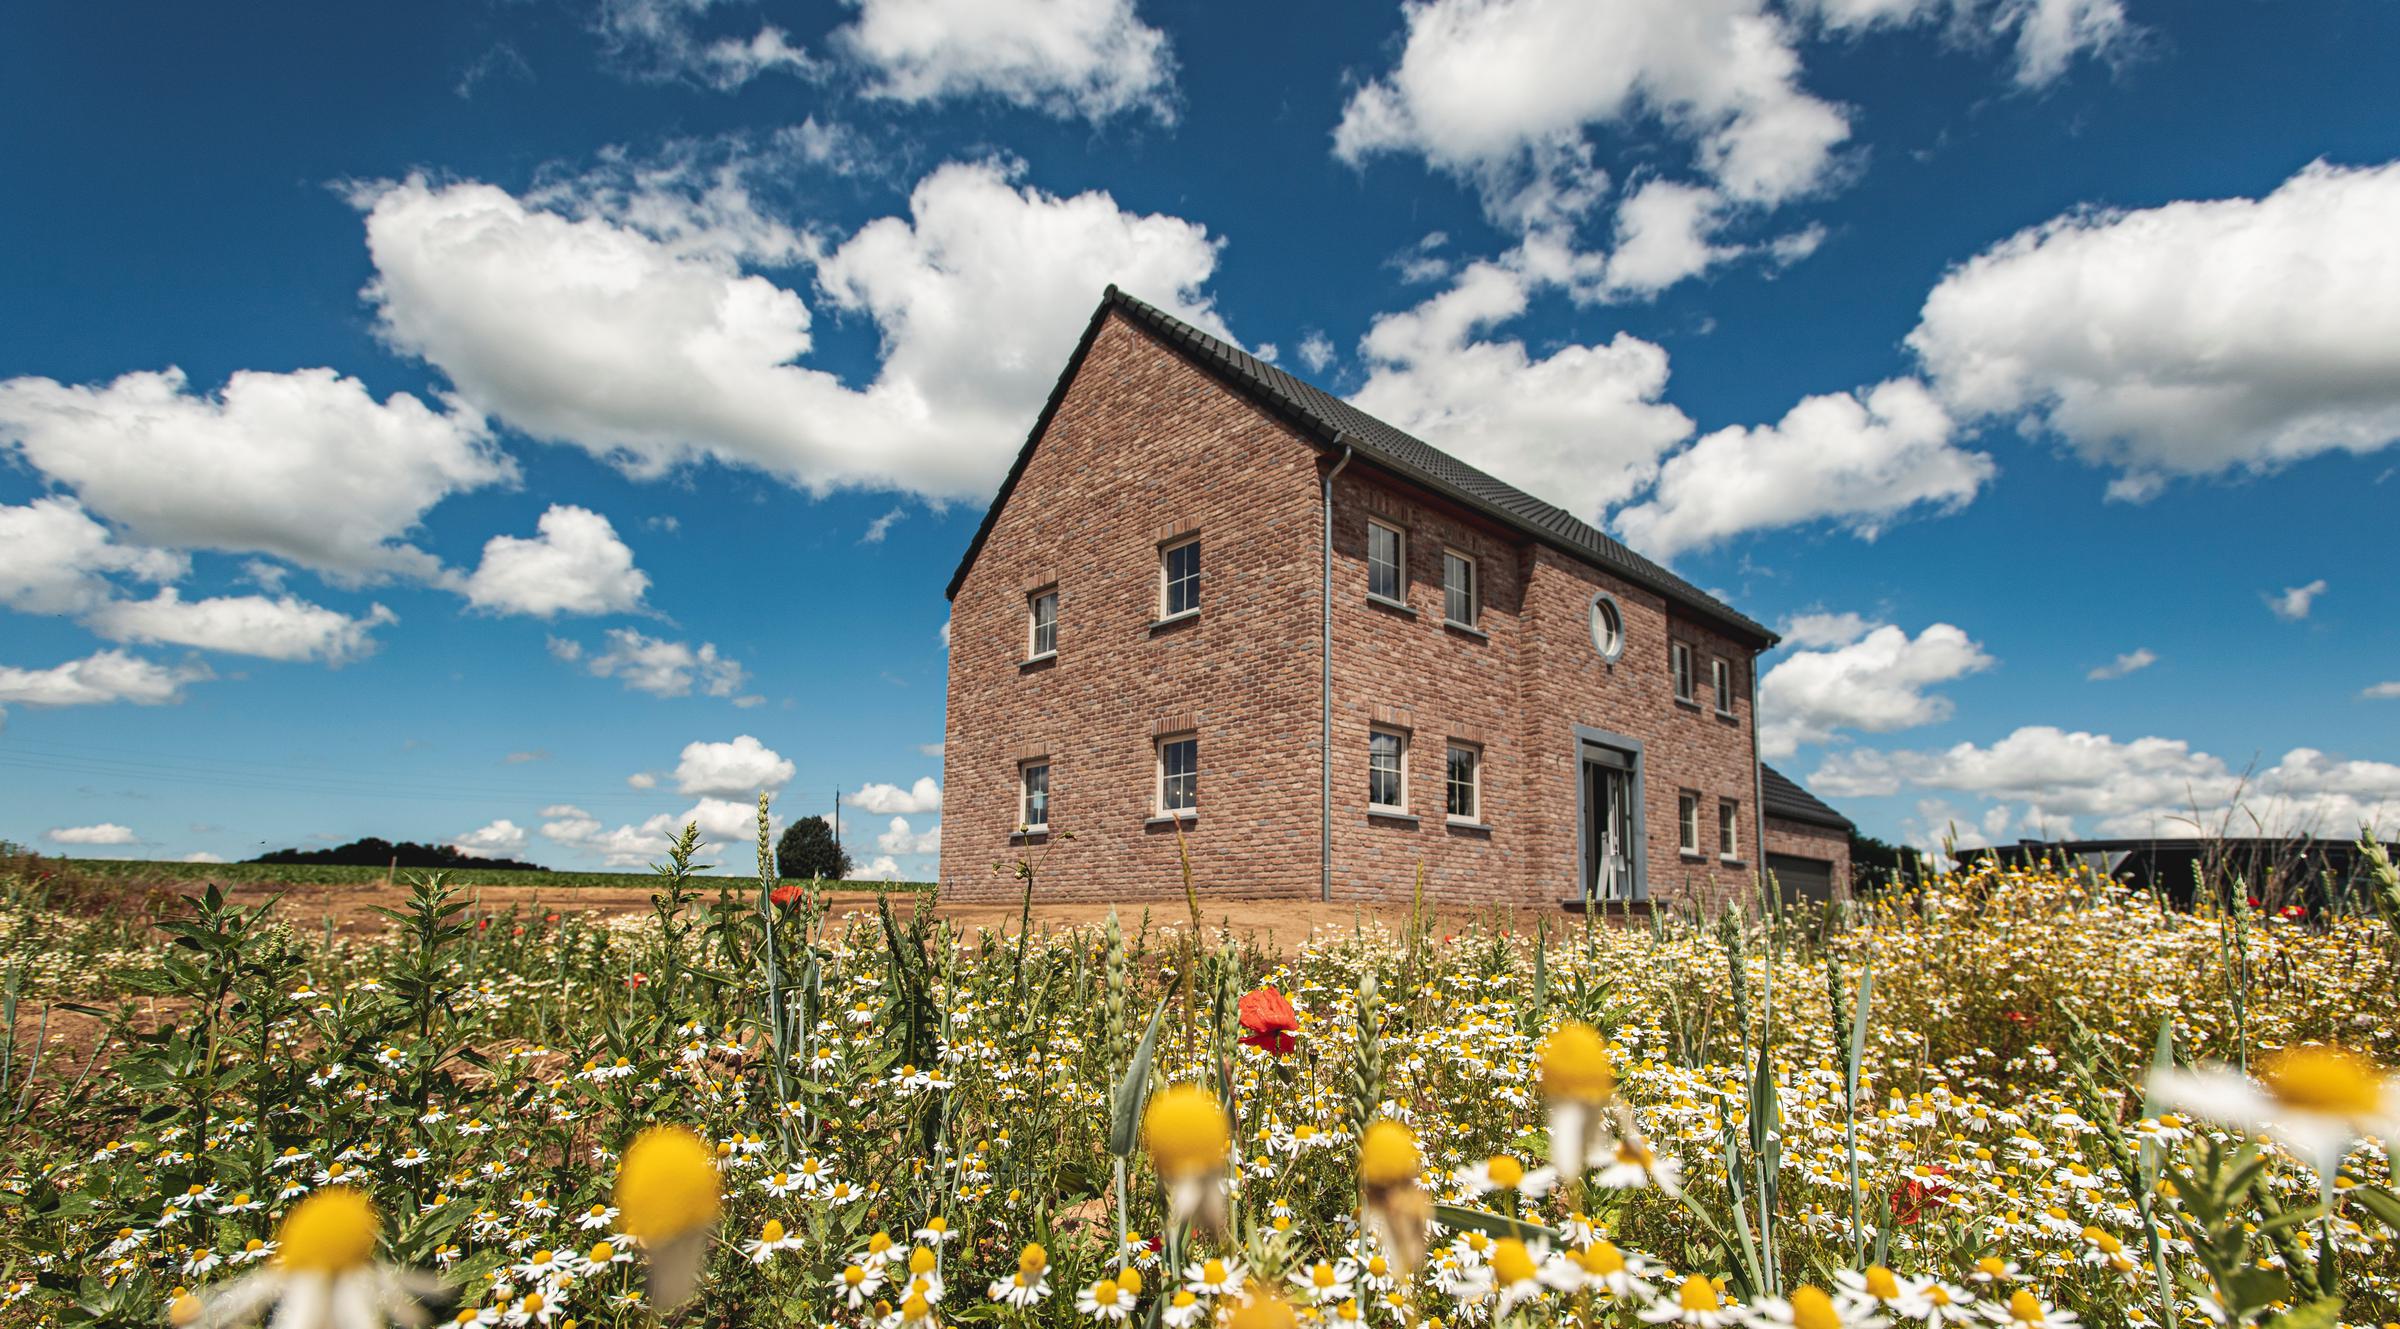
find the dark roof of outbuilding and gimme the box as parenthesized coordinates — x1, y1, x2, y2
(944, 286, 1776, 648)
(1761, 764, 1854, 832)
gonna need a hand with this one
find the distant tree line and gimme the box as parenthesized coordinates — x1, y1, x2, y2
(248, 837, 549, 873)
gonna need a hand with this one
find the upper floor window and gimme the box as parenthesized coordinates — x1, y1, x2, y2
(1161, 538, 1201, 618)
(1157, 735, 1198, 814)
(1368, 728, 1408, 812)
(1712, 657, 1736, 715)
(1368, 520, 1406, 602)
(1027, 588, 1058, 659)
(1445, 743, 1480, 821)
(1678, 790, 1701, 855)
(1718, 798, 1740, 861)
(1020, 761, 1050, 831)
(1671, 642, 1695, 703)
(1442, 550, 1478, 628)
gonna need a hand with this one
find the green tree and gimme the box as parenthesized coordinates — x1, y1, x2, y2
(775, 815, 851, 881)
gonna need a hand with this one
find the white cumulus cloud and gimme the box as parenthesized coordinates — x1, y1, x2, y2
(1909, 161, 2400, 500)
(83, 590, 396, 665)
(451, 819, 530, 860)
(458, 504, 650, 618)
(2266, 579, 2327, 622)
(47, 823, 137, 846)
(1759, 619, 1994, 758)
(1792, 0, 2129, 88)
(0, 366, 507, 582)
(674, 735, 796, 796)
(564, 628, 749, 699)
(2086, 648, 2156, 681)
(0, 650, 210, 708)
(876, 815, 941, 855)
(0, 497, 186, 614)
(850, 777, 942, 815)
(835, 0, 1175, 122)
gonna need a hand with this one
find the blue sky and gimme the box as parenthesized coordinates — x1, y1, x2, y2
(4, 0, 2397, 874)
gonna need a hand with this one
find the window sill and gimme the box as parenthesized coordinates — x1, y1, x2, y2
(1674, 696, 1702, 712)
(1442, 618, 1489, 640)
(1010, 828, 1051, 844)
(1678, 851, 1709, 863)
(1149, 609, 1200, 634)
(1020, 652, 1058, 671)
(1365, 593, 1418, 618)
(1719, 857, 1745, 868)
(1714, 708, 1738, 723)
(1445, 817, 1493, 834)
(1144, 811, 1197, 828)
(1366, 808, 1419, 826)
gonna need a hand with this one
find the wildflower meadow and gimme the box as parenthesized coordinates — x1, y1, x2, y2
(4, 807, 2399, 1329)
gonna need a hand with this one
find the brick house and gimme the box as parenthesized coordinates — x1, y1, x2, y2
(941, 286, 1836, 909)
(1761, 764, 1854, 902)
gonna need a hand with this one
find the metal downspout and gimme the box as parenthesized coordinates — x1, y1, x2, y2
(1752, 651, 1769, 912)
(1322, 441, 1354, 903)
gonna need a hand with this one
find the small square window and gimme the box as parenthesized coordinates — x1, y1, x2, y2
(1158, 735, 1198, 814)
(1443, 549, 1478, 627)
(1368, 520, 1406, 602)
(1020, 762, 1050, 831)
(1678, 790, 1700, 855)
(1369, 728, 1408, 811)
(1161, 539, 1201, 618)
(1445, 743, 1480, 821)
(1671, 642, 1695, 703)
(1712, 657, 1734, 715)
(1718, 798, 1739, 860)
(1027, 589, 1058, 659)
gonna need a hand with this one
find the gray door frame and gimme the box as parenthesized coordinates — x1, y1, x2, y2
(1572, 724, 1646, 902)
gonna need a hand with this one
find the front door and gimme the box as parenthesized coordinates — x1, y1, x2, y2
(1582, 752, 1634, 902)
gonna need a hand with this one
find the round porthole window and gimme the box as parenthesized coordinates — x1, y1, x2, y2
(1590, 593, 1625, 662)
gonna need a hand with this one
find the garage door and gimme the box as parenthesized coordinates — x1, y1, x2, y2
(1767, 853, 1835, 904)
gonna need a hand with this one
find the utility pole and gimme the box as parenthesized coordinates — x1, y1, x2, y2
(832, 787, 841, 852)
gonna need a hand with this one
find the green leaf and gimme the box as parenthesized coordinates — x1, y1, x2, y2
(1107, 991, 1174, 1157)
(1432, 1203, 1561, 1246)
(2352, 1186, 2400, 1233)
(2256, 1297, 2344, 1329)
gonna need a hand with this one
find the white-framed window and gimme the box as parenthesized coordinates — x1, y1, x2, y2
(1020, 761, 1050, 831)
(1368, 728, 1408, 811)
(1368, 520, 1406, 602)
(1157, 735, 1198, 814)
(1442, 549, 1478, 627)
(1590, 592, 1624, 662)
(1671, 641, 1695, 703)
(1161, 538, 1201, 618)
(1678, 790, 1700, 855)
(1718, 798, 1739, 861)
(1445, 743, 1480, 821)
(1712, 657, 1734, 716)
(1027, 588, 1058, 659)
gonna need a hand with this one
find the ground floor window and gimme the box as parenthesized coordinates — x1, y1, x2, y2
(1445, 743, 1479, 820)
(1369, 728, 1407, 811)
(1020, 761, 1049, 830)
(1718, 797, 1739, 860)
(1678, 790, 1700, 854)
(1157, 736, 1198, 814)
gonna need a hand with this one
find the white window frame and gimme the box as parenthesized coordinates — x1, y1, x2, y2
(1160, 537, 1201, 619)
(1718, 797, 1739, 861)
(1367, 519, 1407, 603)
(1156, 734, 1198, 816)
(1368, 727, 1409, 813)
(1671, 641, 1695, 703)
(1444, 742, 1481, 822)
(1678, 790, 1700, 855)
(1019, 761, 1050, 832)
(1442, 548, 1479, 628)
(1590, 592, 1625, 662)
(1027, 588, 1058, 660)
(1712, 657, 1734, 716)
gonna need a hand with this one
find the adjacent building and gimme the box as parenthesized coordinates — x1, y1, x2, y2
(941, 287, 1846, 909)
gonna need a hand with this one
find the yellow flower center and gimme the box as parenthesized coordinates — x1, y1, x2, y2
(901, 1292, 930, 1321)
(1202, 1259, 1227, 1284)
(1358, 1121, 1421, 1187)
(1312, 1263, 1337, 1289)
(909, 1248, 935, 1275)
(1487, 1156, 1525, 1190)
(1121, 1268, 1144, 1296)
(520, 1295, 542, 1315)
(1580, 1242, 1625, 1275)
(759, 1220, 785, 1244)
(1020, 1244, 1048, 1276)
(1143, 1085, 1232, 1179)
(2262, 1047, 2386, 1117)
(1539, 1022, 1616, 1104)
(2008, 1290, 2043, 1323)
(1094, 1278, 1122, 1303)
(1864, 1265, 1901, 1300)
(1975, 1257, 2008, 1280)
(588, 1243, 614, 1263)
(1490, 1239, 1536, 1286)
(276, 1188, 380, 1273)
(612, 1126, 721, 1242)
(1676, 1275, 1721, 1312)
(1229, 1290, 1299, 1329)
(1174, 1291, 1198, 1309)
(844, 1265, 868, 1287)
(1792, 1286, 1842, 1329)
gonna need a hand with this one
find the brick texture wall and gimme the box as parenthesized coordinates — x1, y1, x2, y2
(943, 310, 1769, 910)
(941, 313, 1326, 902)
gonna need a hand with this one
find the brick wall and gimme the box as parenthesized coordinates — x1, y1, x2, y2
(941, 313, 1326, 902)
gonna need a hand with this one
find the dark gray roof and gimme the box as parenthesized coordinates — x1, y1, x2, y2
(948, 286, 1775, 647)
(1762, 764, 1854, 832)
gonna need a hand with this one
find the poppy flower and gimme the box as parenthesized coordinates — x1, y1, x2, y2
(1889, 1167, 1949, 1225)
(769, 883, 807, 908)
(1238, 986, 1299, 1056)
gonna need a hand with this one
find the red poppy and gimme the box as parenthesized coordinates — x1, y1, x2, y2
(1889, 1167, 1950, 1226)
(1238, 986, 1299, 1056)
(2278, 904, 2307, 921)
(769, 883, 807, 908)
(2002, 1009, 2032, 1025)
